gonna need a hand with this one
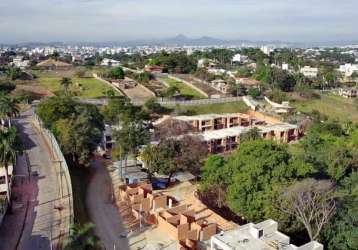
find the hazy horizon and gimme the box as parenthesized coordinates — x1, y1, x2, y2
(1, 0, 357, 44)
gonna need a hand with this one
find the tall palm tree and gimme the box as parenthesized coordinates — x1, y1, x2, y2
(60, 77, 72, 96)
(0, 94, 20, 128)
(0, 127, 22, 206)
(140, 144, 158, 180)
(5, 66, 21, 81)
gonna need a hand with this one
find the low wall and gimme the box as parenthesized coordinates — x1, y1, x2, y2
(78, 96, 245, 107)
(243, 96, 258, 111)
(133, 96, 244, 106)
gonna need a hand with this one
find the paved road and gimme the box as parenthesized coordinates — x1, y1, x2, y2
(15, 111, 62, 250)
(86, 158, 130, 250)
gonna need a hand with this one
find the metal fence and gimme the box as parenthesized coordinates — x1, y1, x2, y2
(33, 113, 74, 231)
(79, 96, 243, 107)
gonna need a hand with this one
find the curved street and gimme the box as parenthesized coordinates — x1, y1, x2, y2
(0, 110, 65, 250)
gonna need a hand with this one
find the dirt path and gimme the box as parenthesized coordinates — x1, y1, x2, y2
(86, 158, 130, 250)
(120, 84, 155, 102)
(15, 84, 55, 97)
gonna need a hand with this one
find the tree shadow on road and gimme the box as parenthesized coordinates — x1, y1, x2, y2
(14, 116, 37, 151)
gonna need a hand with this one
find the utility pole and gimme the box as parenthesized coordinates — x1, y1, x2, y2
(139, 203, 142, 231)
(50, 134, 54, 160)
(53, 160, 63, 201)
(59, 161, 63, 200)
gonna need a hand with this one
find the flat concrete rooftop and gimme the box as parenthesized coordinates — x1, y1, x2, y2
(202, 126, 248, 140)
(211, 219, 323, 250)
(200, 123, 298, 141)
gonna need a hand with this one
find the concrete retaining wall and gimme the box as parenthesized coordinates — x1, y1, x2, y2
(79, 96, 245, 107)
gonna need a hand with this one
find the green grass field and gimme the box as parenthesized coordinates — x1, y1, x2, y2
(167, 101, 249, 115)
(36, 75, 118, 98)
(292, 93, 358, 122)
(160, 77, 207, 99)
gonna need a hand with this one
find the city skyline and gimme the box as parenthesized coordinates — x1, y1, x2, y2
(1, 0, 358, 43)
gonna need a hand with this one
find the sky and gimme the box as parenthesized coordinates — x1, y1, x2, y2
(0, 0, 357, 43)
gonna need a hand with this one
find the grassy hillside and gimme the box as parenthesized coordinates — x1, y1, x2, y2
(33, 70, 118, 98)
(160, 77, 207, 99)
(292, 93, 358, 122)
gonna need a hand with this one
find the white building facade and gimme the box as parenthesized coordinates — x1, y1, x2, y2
(339, 64, 358, 77)
(210, 219, 323, 250)
(300, 66, 318, 78)
(100, 58, 121, 67)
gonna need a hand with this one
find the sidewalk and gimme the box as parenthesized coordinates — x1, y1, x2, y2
(0, 153, 33, 250)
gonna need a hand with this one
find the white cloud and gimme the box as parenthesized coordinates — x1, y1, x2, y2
(0, 0, 357, 43)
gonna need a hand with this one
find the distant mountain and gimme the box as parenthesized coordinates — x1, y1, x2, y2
(160, 34, 228, 46)
(111, 35, 358, 48)
(2, 35, 358, 48)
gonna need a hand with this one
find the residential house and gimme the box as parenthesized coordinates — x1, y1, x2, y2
(144, 64, 163, 73)
(209, 219, 323, 250)
(207, 68, 226, 75)
(209, 79, 230, 94)
(236, 78, 261, 89)
(71, 54, 85, 64)
(100, 58, 121, 67)
(174, 114, 253, 132)
(11, 56, 30, 69)
(232, 54, 249, 63)
(338, 88, 357, 98)
(161, 112, 301, 154)
(339, 63, 358, 77)
(201, 123, 299, 154)
(260, 46, 274, 55)
(198, 59, 217, 69)
(0, 164, 13, 198)
(0, 164, 13, 222)
(300, 66, 318, 78)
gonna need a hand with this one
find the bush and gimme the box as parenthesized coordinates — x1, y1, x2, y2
(135, 72, 153, 84)
(266, 89, 288, 103)
(0, 81, 16, 94)
(110, 67, 125, 79)
(248, 87, 261, 98)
